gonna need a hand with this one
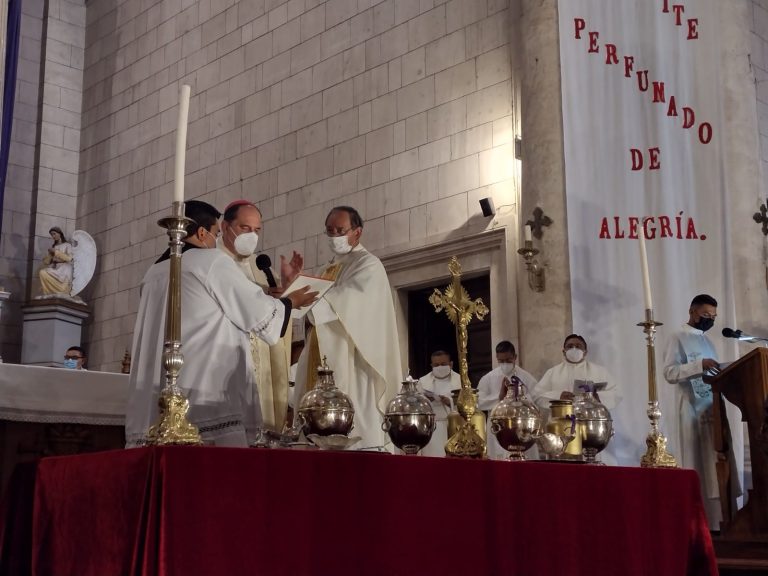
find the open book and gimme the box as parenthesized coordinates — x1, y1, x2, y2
(282, 273, 335, 318)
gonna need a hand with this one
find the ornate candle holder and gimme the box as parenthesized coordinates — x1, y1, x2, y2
(517, 240, 545, 292)
(145, 201, 202, 446)
(638, 309, 676, 467)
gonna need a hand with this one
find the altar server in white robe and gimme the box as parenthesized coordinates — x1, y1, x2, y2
(125, 201, 316, 448)
(418, 350, 461, 457)
(663, 294, 739, 528)
(218, 200, 295, 434)
(535, 334, 620, 411)
(477, 341, 538, 460)
(294, 206, 402, 450)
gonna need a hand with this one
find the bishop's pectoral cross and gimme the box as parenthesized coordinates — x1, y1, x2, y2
(429, 256, 489, 458)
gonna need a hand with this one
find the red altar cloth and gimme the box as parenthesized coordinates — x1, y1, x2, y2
(15, 447, 716, 575)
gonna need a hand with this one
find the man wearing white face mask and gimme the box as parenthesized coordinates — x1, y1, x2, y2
(293, 206, 402, 451)
(125, 200, 317, 448)
(417, 350, 461, 457)
(477, 341, 538, 459)
(535, 334, 618, 412)
(218, 200, 302, 434)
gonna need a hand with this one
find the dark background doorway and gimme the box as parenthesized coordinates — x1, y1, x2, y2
(407, 274, 492, 387)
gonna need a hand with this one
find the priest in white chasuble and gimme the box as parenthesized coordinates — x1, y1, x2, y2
(218, 200, 295, 434)
(534, 334, 620, 412)
(125, 201, 316, 448)
(417, 350, 461, 457)
(294, 206, 402, 450)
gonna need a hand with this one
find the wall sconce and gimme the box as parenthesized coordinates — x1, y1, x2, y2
(517, 207, 551, 292)
(479, 198, 495, 217)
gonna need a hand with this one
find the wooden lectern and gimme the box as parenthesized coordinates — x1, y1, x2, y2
(709, 348, 768, 570)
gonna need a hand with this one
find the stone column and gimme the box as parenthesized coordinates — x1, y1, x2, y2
(512, 0, 572, 377)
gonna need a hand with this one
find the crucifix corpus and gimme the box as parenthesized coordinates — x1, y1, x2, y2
(429, 256, 489, 458)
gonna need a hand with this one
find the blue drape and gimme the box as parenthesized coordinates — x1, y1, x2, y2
(0, 0, 22, 239)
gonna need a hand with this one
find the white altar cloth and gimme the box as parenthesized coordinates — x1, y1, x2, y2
(0, 364, 129, 426)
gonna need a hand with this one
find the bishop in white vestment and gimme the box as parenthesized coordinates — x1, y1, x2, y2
(294, 207, 402, 450)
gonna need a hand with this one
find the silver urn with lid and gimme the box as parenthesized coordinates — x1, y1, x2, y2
(296, 356, 355, 437)
(573, 385, 613, 464)
(489, 376, 542, 460)
(381, 375, 436, 454)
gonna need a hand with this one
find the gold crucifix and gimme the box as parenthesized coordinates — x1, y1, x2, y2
(429, 256, 489, 458)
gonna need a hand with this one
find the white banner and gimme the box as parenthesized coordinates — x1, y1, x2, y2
(558, 0, 741, 467)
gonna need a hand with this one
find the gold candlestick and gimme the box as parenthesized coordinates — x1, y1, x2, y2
(638, 309, 676, 467)
(145, 201, 202, 446)
(429, 256, 489, 458)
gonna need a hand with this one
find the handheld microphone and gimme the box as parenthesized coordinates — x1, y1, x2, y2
(721, 328, 742, 339)
(255, 254, 277, 288)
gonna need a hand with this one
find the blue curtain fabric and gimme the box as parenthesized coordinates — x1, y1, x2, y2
(0, 0, 22, 239)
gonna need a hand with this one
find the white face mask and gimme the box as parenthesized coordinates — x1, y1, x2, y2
(328, 235, 353, 255)
(499, 362, 515, 377)
(432, 365, 451, 379)
(233, 231, 259, 256)
(565, 348, 585, 364)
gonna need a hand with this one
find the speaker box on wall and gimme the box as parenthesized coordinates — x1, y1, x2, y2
(479, 198, 495, 217)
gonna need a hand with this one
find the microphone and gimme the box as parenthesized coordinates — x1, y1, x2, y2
(722, 327, 768, 343)
(722, 328, 742, 339)
(255, 254, 277, 288)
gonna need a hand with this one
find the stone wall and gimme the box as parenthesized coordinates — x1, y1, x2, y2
(80, 0, 519, 371)
(0, 0, 85, 363)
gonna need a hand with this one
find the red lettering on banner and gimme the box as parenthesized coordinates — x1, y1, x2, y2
(605, 44, 619, 64)
(652, 81, 665, 103)
(648, 147, 661, 169)
(589, 31, 599, 52)
(672, 5, 685, 25)
(598, 214, 704, 240)
(662, 0, 670, 13)
(637, 70, 649, 92)
(643, 218, 657, 239)
(667, 96, 678, 117)
(682, 107, 695, 128)
(624, 56, 634, 77)
(575, 18, 586, 39)
(686, 218, 699, 239)
(687, 18, 698, 39)
(659, 216, 672, 238)
(699, 122, 712, 144)
(630, 148, 662, 170)
(599, 218, 611, 239)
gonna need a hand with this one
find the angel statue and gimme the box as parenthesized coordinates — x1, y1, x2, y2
(36, 227, 97, 303)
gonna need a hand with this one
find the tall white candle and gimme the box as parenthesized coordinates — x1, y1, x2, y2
(638, 220, 653, 310)
(524, 224, 532, 243)
(173, 84, 191, 205)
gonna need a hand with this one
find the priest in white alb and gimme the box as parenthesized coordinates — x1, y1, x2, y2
(534, 334, 620, 411)
(125, 201, 316, 448)
(417, 350, 461, 457)
(293, 206, 402, 450)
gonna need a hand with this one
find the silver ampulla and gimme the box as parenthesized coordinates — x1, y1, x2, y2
(489, 376, 542, 461)
(382, 375, 436, 455)
(296, 357, 355, 437)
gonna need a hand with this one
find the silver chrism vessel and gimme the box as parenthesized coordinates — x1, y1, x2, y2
(573, 387, 613, 464)
(381, 375, 436, 454)
(296, 357, 355, 437)
(489, 376, 542, 460)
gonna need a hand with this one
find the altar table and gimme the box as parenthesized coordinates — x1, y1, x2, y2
(3, 446, 716, 575)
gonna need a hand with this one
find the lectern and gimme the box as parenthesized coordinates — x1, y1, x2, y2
(709, 348, 768, 569)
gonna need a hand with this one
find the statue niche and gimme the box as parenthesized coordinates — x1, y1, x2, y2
(36, 227, 96, 303)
